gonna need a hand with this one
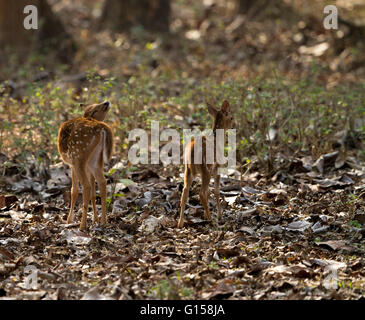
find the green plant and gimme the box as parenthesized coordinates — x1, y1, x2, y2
(349, 220, 362, 229)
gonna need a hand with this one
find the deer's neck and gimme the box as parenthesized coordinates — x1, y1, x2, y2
(210, 123, 225, 166)
(211, 121, 223, 141)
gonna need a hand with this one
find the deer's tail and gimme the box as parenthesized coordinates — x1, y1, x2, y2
(58, 122, 72, 155)
(101, 124, 114, 163)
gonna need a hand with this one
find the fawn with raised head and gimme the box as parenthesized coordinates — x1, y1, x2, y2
(58, 101, 114, 230)
(177, 100, 232, 228)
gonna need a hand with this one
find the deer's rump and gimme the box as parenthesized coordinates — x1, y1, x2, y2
(57, 120, 73, 155)
(57, 118, 113, 165)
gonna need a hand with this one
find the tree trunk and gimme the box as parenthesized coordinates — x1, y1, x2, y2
(238, 0, 272, 16)
(99, 0, 170, 32)
(0, 0, 31, 47)
(0, 0, 74, 61)
(238, 0, 255, 13)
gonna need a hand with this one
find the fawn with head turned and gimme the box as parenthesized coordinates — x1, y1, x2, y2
(177, 100, 232, 228)
(57, 101, 114, 231)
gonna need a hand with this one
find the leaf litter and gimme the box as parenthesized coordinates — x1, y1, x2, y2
(0, 152, 364, 300)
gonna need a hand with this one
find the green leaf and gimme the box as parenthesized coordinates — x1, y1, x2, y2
(119, 179, 136, 187)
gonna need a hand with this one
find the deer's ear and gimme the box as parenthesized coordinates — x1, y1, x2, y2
(207, 102, 218, 117)
(221, 100, 230, 113)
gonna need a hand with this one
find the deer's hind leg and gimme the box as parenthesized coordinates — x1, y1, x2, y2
(77, 164, 92, 231)
(213, 166, 222, 220)
(89, 174, 99, 224)
(67, 167, 79, 224)
(87, 134, 107, 226)
(178, 167, 192, 228)
(93, 166, 107, 226)
(199, 166, 211, 221)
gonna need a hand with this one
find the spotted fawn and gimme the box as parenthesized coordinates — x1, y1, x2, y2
(57, 101, 114, 230)
(178, 100, 232, 228)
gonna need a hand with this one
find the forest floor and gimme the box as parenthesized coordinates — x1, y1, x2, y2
(0, 0, 365, 300)
(0, 150, 364, 300)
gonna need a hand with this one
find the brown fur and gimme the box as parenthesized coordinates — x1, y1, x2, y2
(103, 124, 114, 162)
(177, 100, 232, 228)
(58, 118, 113, 164)
(57, 101, 113, 230)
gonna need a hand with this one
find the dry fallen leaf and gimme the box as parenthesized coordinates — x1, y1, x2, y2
(316, 240, 355, 253)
